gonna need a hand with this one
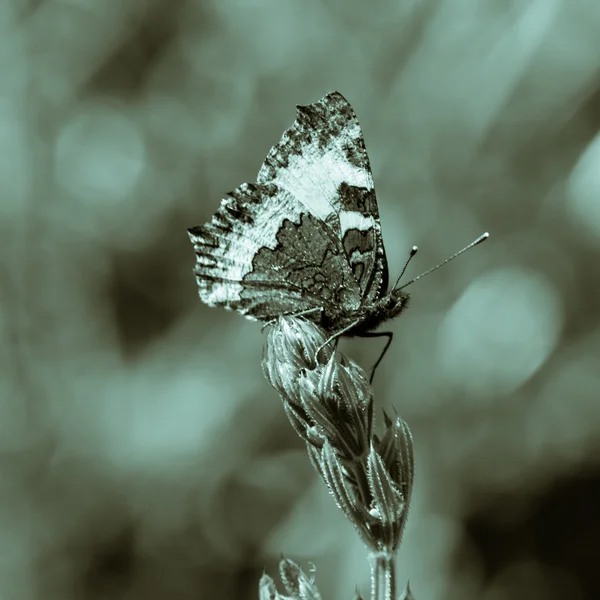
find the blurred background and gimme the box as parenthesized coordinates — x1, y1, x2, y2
(1, 0, 600, 598)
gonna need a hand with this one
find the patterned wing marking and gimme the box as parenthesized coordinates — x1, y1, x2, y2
(241, 213, 362, 321)
(257, 91, 373, 226)
(337, 182, 388, 301)
(256, 91, 389, 301)
(189, 182, 303, 309)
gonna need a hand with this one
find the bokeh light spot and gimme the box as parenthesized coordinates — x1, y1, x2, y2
(54, 106, 145, 204)
(567, 131, 600, 242)
(438, 267, 563, 396)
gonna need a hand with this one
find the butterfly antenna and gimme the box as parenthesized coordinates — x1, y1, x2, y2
(396, 232, 489, 290)
(391, 246, 418, 290)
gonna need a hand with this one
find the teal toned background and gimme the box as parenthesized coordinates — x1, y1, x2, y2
(2, 1, 599, 599)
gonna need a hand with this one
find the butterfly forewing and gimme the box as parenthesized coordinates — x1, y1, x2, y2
(256, 91, 389, 303)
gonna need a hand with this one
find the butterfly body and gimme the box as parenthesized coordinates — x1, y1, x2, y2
(189, 91, 407, 351)
(326, 289, 410, 337)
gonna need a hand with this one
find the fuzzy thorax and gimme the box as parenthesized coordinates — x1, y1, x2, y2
(347, 289, 410, 336)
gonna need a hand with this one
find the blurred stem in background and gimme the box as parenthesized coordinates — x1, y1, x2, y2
(261, 317, 415, 600)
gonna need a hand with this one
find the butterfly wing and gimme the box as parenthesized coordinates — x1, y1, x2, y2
(188, 182, 362, 321)
(257, 91, 389, 302)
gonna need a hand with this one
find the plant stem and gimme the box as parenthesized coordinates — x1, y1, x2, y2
(370, 552, 396, 600)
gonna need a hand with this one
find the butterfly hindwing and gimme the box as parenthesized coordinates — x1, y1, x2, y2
(256, 91, 389, 303)
(188, 182, 362, 321)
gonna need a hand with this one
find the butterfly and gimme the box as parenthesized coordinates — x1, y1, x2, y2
(188, 91, 486, 379)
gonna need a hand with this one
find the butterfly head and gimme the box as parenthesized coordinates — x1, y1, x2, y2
(381, 288, 410, 321)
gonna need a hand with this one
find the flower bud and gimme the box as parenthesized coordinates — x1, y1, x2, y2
(265, 317, 330, 371)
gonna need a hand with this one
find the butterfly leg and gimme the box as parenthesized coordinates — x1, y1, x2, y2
(260, 306, 323, 332)
(314, 319, 361, 364)
(358, 331, 394, 384)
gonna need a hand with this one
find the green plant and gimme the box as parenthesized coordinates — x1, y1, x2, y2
(260, 317, 415, 600)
